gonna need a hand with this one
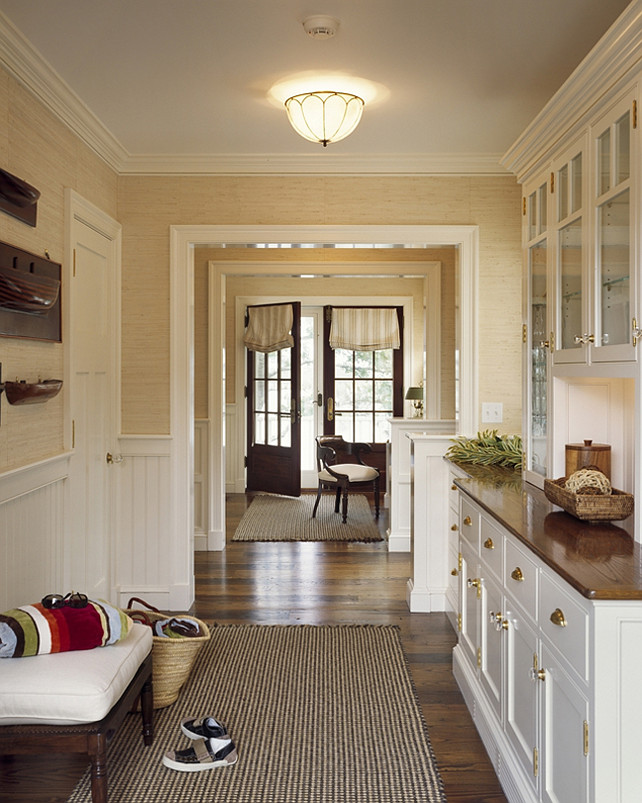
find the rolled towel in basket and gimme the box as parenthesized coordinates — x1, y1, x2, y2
(153, 617, 203, 639)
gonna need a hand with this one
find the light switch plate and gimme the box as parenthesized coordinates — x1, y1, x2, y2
(481, 402, 503, 423)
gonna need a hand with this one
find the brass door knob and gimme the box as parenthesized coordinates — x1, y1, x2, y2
(511, 566, 524, 582)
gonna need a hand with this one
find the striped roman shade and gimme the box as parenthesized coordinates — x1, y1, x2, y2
(329, 307, 400, 351)
(244, 304, 294, 353)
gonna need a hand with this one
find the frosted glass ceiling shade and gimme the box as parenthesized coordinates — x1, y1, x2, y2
(284, 91, 364, 147)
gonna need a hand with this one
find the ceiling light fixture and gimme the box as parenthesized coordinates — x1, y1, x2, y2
(284, 91, 364, 147)
(282, 16, 365, 147)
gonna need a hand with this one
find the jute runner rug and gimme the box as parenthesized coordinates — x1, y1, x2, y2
(232, 493, 383, 542)
(67, 625, 446, 803)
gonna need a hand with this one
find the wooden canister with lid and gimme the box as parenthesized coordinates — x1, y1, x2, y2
(565, 440, 611, 479)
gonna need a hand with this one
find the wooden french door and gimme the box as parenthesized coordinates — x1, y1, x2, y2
(246, 302, 301, 496)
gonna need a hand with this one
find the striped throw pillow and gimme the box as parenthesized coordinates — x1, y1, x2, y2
(0, 599, 132, 658)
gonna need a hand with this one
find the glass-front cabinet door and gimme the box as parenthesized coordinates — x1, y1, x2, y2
(553, 140, 587, 364)
(524, 178, 550, 485)
(591, 89, 637, 363)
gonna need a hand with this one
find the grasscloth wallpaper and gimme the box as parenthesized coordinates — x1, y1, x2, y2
(0, 69, 118, 472)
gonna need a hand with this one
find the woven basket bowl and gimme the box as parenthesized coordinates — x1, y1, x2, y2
(124, 609, 210, 709)
(544, 477, 634, 524)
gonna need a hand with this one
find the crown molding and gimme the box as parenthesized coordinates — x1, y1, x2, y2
(0, 11, 507, 177)
(502, 0, 642, 181)
(0, 11, 128, 171)
(118, 152, 508, 176)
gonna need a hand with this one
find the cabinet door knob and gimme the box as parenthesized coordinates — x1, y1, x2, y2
(467, 577, 481, 598)
(550, 608, 567, 627)
(483, 537, 494, 550)
(511, 566, 524, 582)
(463, 516, 472, 526)
(451, 524, 458, 531)
(451, 568, 458, 576)
(451, 484, 457, 491)
(529, 666, 546, 682)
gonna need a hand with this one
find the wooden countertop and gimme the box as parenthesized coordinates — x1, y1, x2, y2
(451, 463, 642, 600)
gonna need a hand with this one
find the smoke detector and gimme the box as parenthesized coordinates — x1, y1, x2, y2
(302, 15, 340, 39)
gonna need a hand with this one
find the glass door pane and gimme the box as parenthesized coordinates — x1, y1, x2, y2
(530, 241, 547, 477)
(598, 189, 630, 347)
(559, 219, 583, 351)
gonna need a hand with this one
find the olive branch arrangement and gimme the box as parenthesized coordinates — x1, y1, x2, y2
(445, 430, 523, 471)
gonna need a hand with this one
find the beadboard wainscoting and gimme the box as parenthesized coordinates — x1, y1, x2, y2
(0, 454, 69, 611)
(225, 404, 245, 494)
(194, 419, 209, 551)
(113, 436, 190, 610)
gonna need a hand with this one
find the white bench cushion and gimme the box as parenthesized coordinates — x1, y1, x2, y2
(0, 622, 152, 725)
(319, 463, 378, 483)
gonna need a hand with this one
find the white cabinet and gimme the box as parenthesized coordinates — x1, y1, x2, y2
(540, 644, 589, 803)
(521, 83, 640, 492)
(452, 489, 641, 803)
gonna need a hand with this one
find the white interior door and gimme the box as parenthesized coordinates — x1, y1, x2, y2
(67, 192, 120, 600)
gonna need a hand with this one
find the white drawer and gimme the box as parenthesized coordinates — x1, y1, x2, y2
(539, 571, 590, 683)
(460, 496, 480, 551)
(505, 538, 538, 620)
(449, 473, 461, 513)
(480, 516, 503, 582)
(448, 505, 460, 549)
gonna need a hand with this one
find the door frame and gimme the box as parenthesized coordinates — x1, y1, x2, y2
(170, 224, 479, 559)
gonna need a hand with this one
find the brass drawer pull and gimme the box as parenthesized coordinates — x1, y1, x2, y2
(451, 484, 457, 491)
(511, 566, 524, 582)
(550, 608, 567, 627)
(451, 524, 458, 531)
(451, 568, 458, 576)
(463, 516, 472, 526)
(483, 537, 494, 550)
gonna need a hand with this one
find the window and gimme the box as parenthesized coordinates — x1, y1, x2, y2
(323, 306, 403, 443)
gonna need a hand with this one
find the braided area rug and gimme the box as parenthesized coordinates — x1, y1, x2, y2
(232, 493, 383, 542)
(67, 625, 446, 803)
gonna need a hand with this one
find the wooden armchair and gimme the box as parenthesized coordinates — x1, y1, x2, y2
(312, 435, 380, 523)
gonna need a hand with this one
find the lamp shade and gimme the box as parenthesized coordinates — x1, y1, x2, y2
(285, 91, 364, 147)
(405, 386, 424, 401)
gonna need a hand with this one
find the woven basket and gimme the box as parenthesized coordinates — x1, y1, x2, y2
(124, 598, 210, 709)
(544, 477, 634, 524)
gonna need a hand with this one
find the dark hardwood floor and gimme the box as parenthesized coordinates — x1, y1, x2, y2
(0, 493, 507, 802)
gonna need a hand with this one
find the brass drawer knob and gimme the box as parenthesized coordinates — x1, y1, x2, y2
(511, 566, 524, 582)
(550, 608, 567, 627)
(451, 568, 458, 576)
(483, 537, 494, 550)
(451, 484, 457, 491)
(451, 524, 458, 531)
(463, 516, 472, 526)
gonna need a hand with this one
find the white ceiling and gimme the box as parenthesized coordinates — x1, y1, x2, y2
(0, 0, 633, 171)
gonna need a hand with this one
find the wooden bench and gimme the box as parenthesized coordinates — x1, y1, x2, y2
(0, 623, 154, 803)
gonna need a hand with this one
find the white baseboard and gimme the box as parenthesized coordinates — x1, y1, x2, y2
(208, 529, 226, 551)
(406, 579, 447, 612)
(387, 530, 411, 552)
